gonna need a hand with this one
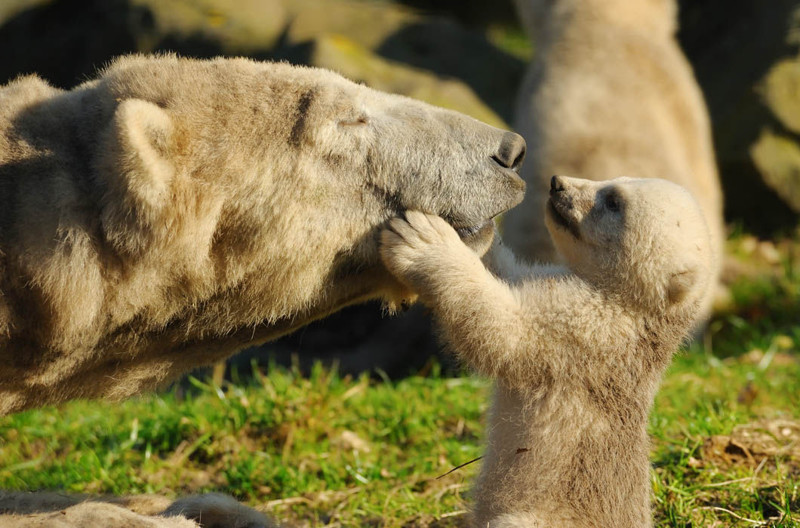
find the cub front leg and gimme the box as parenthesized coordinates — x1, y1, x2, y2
(380, 212, 526, 380)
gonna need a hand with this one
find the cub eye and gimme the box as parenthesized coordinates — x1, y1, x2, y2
(604, 192, 621, 212)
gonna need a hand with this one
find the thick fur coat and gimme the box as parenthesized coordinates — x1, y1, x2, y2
(0, 491, 272, 528)
(503, 0, 723, 316)
(0, 55, 526, 414)
(381, 176, 714, 527)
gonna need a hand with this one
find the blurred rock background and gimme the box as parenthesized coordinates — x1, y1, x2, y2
(2, 0, 798, 375)
(678, 0, 800, 232)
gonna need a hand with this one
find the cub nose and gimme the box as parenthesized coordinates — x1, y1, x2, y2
(550, 175, 566, 195)
(492, 132, 527, 172)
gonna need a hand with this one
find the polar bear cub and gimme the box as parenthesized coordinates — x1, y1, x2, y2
(380, 176, 713, 528)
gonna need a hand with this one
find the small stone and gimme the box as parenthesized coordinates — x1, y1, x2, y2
(336, 430, 371, 453)
(751, 129, 800, 213)
(757, 241, 781, 264)
(773, 334, 794, 350)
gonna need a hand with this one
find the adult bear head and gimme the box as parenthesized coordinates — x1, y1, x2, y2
(0, 55, 525, 410)
(92, 55, 525, 319)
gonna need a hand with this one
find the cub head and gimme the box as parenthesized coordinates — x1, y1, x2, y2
(545, 175, 713, 313)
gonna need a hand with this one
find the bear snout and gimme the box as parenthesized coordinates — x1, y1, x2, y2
(550, 175, 567, 195)
(492, 132, 527, 173)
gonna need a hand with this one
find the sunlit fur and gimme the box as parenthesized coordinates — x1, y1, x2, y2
(381, 176, 714, 528)
(503, 0, 723, 321)
(0, 54, 524, 414)
(0, 491, 273, 528)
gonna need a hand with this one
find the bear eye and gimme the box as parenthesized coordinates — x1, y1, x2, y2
(604, 192, 621, 213)
(339, 116, 369, 127)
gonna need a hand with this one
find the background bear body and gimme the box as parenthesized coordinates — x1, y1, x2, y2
(503, 0, 723, 321)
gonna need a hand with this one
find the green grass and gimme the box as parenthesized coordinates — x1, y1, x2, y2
(1, 235, 799, 527)
(0, 365, 488, 525)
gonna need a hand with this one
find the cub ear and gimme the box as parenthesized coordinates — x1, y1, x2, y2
(666, 268, 698, 305)
(99, 99, 175, 252)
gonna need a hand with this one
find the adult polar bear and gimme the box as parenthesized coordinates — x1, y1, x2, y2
(0, 54, 526, 415)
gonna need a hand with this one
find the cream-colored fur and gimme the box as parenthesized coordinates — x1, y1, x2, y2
(0, 491, 272, 528)
(381, 176, 714, 527)
(0, 54, 526, 414)
(1, 502, 197, 528)
(503, 0, 723, 318)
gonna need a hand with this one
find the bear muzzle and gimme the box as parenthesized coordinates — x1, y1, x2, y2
(547, 175, 581, 240)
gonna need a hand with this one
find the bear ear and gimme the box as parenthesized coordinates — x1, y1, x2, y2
(108, 99, 175, 218)
(666, 268, 698, 305)
(99, 99, 176, 254)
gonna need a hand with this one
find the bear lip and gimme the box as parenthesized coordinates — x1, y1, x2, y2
(454, 220, 490, 238)
(448, 217, 494, 240)
(547, 199, 581, 240)
(455, 220, 495, 244)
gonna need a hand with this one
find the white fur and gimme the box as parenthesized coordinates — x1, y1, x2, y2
(381, 176, 713, 528)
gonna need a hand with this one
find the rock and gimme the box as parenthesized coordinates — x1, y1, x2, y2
(375, 17, 525, 122)
(283, 0, 524, 122)
(751, 128, 800, 212)
(749, 58, 800, 212)
(398, 0, 518, 29)
(0, 0, 42, 22)
(0, 0, 286, 89)
(134, 0, 287, 55)
(284, 0, 417, 50)
(0, 0, 149, 88)
(678, 0, 800, 232)
(761, 58, 800, 135)
(309, 34, 506, 127)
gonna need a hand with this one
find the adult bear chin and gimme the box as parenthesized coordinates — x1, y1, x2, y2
(454, 219, 497, 255)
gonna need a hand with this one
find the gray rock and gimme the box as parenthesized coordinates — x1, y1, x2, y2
(679, 0, 800, 231)
(284, 0, 417, 50)
(282, 0, 524, 123)
(309, 34, 506, 127)
(751, 129, 800, 212)
(0, 0, 286, 88)
(761, 58, 800, 136)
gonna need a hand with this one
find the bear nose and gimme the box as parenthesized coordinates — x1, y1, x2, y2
(492, 132, 527, 172)
(550, 175, 566, 195)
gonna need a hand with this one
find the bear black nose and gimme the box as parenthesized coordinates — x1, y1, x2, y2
(550, 175, 565, 195)
(492, 132, 527, 172)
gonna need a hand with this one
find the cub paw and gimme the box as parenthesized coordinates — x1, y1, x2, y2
(380, 210, 465, 287)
